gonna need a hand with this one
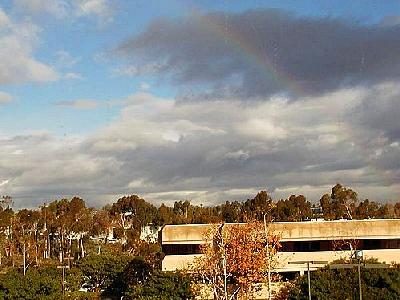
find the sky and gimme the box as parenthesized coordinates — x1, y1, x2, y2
(1, 0, 400, 208)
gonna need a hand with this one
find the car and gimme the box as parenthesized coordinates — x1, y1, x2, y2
(78, 283, 94, 292)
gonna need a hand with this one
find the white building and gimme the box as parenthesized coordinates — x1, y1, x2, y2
(161, 219, 400, 275)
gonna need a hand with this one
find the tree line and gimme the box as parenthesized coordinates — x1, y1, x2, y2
(0, 183, 398, 298)
(0, 183, 399, 268)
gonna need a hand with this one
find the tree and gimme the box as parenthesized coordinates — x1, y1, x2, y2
(76, 253, 131, 292)
(156, 203, 176, 225)
(0, 267, 62, 299)
(46, 197, 92, 262)
(320, 184, 358, 220)
(221, 201, 242, 223)
(110, 195, 158, 245)
(242, 191, 274, 221)
(284, 260, 400, 300)
(191, 222, 280, 300)
(172, 200, 193, 223)
(331, 183, 358, 219)
(320, 193, 334, 220)
(15, 209, 42, 272)
(379, 203, 396, 219)
(126, 271, 194, 300)
(119, 257, 194, 300)
(355, 199, 380, 219)
(0, 205, 13, 266)
(273, 195, 312, 221)
(91, 208, 111, 240)
(0, 196, 13, 210)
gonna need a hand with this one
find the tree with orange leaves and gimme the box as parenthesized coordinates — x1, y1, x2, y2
(192, 222, 280, 300)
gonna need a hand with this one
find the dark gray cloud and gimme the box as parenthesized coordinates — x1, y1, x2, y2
(354, 83, 400, 142)
(116, 9, 400, 100)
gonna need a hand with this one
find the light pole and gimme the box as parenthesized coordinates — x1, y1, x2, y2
(57, 265, 70, 295)
(263, 214, 272, 300)
(288, 260, 328, 300)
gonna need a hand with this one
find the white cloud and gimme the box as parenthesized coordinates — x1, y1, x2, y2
(13, 0, 70, 19)
(112, 63, 166, 77)
(64, 72, 83, 80)
(128, 179, 150, 189)
(0, 8, 58, 84)
(74, 0, 114, 23)
(139, 82, 150, 91)
(54, 51, 83, 80)
(0, 179, 10, 187)
(55, 50, 80, 68)
(224, 150, 250, 161)
(12, 0, 114, 24)
(0, 91, 13, 104)
(162, 130, 181, 142)
(238, 118, 288, 140)
(0, 8, 11, 28)
(54, 99, 98, 109)
(1, 83, 400, 207)
(91, 139, 137, 152)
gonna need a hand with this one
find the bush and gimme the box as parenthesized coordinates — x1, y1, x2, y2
(76, 253, 131, 292)
(121, 257, 194, 300)
(0, 267, 61, 299)
(284, 260, 400, 300)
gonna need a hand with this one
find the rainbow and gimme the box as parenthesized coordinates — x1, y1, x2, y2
(195, 13, 298, 96)
(172, 1, 400, 201)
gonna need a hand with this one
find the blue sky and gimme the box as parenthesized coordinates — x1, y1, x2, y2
(1, 0, 398, 135)
(1, 0, 400, 207)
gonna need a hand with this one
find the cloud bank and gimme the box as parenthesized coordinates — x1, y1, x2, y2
(116, 10, 400, 100)
(1, 8, 399, 207)
(1, 85, 400, 207)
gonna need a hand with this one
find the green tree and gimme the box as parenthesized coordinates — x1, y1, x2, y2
(121, 257, 194, 300)
(331, 183, 358, 219)
(355, 199, 381, 219)
(76, 253, 131, 292)
(155, 203, 175, 225)
(320, 184, 358, 220)
(0, 267, 61, 299)
(221, 201, 242, 223)
(0, 206, 13, 266)
(242, 191, 274, 221)
(273, 195, 312, 221)
(126, 271, 194, 300)
(173, 200, 192, 223)
(15, 209, 42, 268)
(285, 260, 400, 300)
(45, 197, 92, 261)
(110, 195, 158, 244)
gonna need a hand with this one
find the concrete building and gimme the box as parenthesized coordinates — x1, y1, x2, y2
(161, 219, 400, 275)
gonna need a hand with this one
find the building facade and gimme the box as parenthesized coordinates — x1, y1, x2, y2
(161, 219, 400, 275)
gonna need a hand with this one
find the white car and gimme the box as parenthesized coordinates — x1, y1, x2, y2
(78, 283, 94, 292)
